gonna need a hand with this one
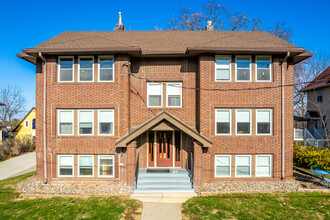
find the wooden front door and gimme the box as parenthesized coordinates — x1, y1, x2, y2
(157, 131, 173, 167)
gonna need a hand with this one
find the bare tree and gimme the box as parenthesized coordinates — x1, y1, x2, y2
(251, 18, 264, 31)
(0, 85, 26, 128)
(294, 52, 330, 117)
(268, 21, 293, 42)
(229, 12, 249, 31)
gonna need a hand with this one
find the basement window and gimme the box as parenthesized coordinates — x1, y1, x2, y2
(58, 155, 74, 177)
(215, 155, 231, 177)
(256, 155, 272, 177)
(78, 155, 94, 177)
(98, 155, 114, 177)
(235, 155, 251, 177)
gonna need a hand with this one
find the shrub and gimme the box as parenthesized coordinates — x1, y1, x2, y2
(294, 142, 330, 170)
(0, 135, 35, 160)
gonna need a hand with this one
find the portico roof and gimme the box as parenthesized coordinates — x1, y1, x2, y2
(116, 111, 212, 148)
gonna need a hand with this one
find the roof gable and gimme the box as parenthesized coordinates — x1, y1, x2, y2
(116, 111, 212, 148)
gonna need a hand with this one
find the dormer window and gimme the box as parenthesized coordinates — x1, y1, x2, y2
(317, 89, 323, 102)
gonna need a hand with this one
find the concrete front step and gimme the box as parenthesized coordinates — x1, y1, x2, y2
(134, 188, 195, 193)
(138, 176, 191, 182)
(137, 182, 192, 189)
(138, 173, 190, 178)
(130, 192, 197, 203)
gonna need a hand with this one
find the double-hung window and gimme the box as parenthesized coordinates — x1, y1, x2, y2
(58, 110, 74, 135)
(215, 55, 231, 81)
(256, 155, 272, 177)
(256, 109, 272, 135)
(256, 56, 272, 81)
(58, 155, 74, 177)
(236, 109, 251, 135)
(98, 155, 115, 177)
(216, 109, 231, 135)
(99, 56, 114, 82)
(79, 57, 94, 82)
(147, 83, 162, 107)
(166, 83, 182, 107)
(58, 57, 74, 82)
(236, 56, 251, 81)
(25, 120, 29, 128)
(215, 155, 231, 177)
(78, 110, 94, 135)
(235, 155, 251, 177)
(32, 118, 36, 130)
(78, 155, 94, 177)
(98, 110, 114, 135)
(317, 89, 323, 102)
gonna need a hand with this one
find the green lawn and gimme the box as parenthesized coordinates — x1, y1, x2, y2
(0, 172, 142, 220)
(182, 192, 330, 220)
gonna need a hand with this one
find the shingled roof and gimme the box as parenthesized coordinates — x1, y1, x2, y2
(17, 31, 311, 64)
(300, 66, 330, 92)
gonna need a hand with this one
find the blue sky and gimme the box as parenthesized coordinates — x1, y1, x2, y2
(1, 0, 329, 114)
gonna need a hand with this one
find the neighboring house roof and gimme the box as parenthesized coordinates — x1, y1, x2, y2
(116, 111, 212, 148)
(12, 107, 36, 132)
(300, 66, 330, 92)
(17, 31, 311, 64)
(303, 110, 322, 120)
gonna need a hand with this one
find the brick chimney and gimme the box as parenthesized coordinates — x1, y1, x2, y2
(206, 21, 213, 31)
(116, 12, 125, 31)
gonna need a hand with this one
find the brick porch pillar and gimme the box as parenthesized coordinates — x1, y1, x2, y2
(126, 140, 137, 187)
(193, 141, 203, 187)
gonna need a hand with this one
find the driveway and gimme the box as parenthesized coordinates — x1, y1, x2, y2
(0, 152, 36, 180)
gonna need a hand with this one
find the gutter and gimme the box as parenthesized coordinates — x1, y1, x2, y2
(39, 52, 48, 184)
(281, 52, 290, 180)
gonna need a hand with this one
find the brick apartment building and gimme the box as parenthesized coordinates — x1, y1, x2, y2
(18, 20, 311, 193)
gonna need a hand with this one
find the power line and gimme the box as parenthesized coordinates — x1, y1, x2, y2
(130, 73, 329, 92)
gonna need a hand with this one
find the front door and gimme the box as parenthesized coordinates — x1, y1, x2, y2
(157, 131, 172, 167)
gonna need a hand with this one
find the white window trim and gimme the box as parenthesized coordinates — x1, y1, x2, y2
(24, 120, 29, 128)
(98, 55, 114, 82)
(57, 110, 74, 136)
(235, 155, 252, 177)
(57, 155, 74, 177)
(215, 55, 232, 82)
(78, 155, 94, 177)
(166, 82, 182, 108)
(78, 110, 94, 136)
(215, 155, 232, 177)
(98, 155, 115, 177)
(78, 56, 94, 82)
(256, 109, 273, 135)
(31, 118, 36, 130)
(255, 55, 272, 82)
(215, 109, 232, 135)
(255, 155, 272, 177)
(235, 55, 252, 82)
(235, 109, 252, 135)
(147, 82, 163, 108)
(98, 109, 114, 136)
(58, 56, 74, 82)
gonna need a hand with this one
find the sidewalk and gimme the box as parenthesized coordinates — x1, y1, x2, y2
(0, 152, 36, 180)
(141, 202, 182, 220)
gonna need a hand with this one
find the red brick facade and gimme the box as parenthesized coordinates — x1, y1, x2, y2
(35, 53, 294, 187)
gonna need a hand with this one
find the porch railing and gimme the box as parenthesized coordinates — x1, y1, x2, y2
(135, 153, 139, 189)
(190, 152, 194, 188)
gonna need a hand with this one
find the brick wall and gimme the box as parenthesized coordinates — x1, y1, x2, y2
(35, 53, 294, 186)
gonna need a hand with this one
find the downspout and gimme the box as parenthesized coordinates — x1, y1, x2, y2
(281, 52, 290, 180)
(123, 61, 131, 131)
(39, 52, 47, 184)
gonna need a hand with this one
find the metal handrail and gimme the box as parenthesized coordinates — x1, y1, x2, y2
(135, 153, 139, 189)
(190, 152, 194, 188)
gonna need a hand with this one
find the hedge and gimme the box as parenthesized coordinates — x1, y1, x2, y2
(294, 143, 330, 170)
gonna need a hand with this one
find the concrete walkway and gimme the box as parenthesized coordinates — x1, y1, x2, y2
(141, 202, 182, 220)
(0, 152, 36, 180)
